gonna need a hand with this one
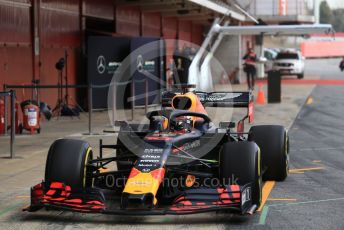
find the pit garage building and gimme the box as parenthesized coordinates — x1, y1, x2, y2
(0, 0, 252, 109)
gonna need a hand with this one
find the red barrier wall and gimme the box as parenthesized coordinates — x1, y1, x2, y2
(301, 41, 344, 58)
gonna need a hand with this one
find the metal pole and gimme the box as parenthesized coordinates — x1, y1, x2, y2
(4, 87, 8, 135)
(99, 139, 103, 159)
(10, 90, 15, 159)
(238, 21, 242, 84)
(88, 85, 92, 134)
(31, 83, 35, 102)
(258, 33, 265, 78)
(5, 84, 88, 89)
(159, 39, 164, 104)
(145, 79, 148, 115)
(36, 81, 40, 106)
(112, 82, 116, 126)
(131, 80, 135, 121)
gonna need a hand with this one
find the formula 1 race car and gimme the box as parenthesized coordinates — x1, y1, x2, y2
(25, 86, 289, 216)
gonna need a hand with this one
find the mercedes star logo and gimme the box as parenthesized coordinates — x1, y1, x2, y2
(97, 56, 106, 74)
(137, 55, 144, 73)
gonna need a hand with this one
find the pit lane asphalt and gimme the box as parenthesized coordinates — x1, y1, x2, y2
(1, 59, 344, 230)
(258, 58, 344, 230)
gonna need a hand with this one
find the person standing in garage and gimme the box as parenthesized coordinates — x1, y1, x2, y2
(243, 48, 257, 90)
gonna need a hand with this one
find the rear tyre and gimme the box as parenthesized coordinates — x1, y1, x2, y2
(249, 125, 289, 181)
(219, 142, 262, 207)
(45, 139, 93, 191)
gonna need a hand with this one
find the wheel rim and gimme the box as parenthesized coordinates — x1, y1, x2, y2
(83, 147, 93, 189)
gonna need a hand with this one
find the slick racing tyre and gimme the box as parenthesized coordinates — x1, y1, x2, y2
(249, 125, 289, 181)
(45, 139, 93, 191)
(220, 142, 262, 207)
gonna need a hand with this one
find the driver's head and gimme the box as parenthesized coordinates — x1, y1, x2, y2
(173, 117, 193, 132)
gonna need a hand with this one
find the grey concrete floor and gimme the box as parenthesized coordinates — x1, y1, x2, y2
(0, 59, 342, 229)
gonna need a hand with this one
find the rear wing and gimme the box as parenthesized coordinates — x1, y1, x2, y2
(195, 91, 252, 108)
(161, 90, 254, 124)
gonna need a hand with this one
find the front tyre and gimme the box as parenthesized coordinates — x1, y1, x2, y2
(219, 142, 262, 207)
(45, 139, 93, 191)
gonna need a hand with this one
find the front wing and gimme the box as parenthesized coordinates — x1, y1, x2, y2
(24, 182, 255, 215)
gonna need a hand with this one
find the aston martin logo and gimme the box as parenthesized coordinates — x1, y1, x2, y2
(97, 55, 106, 74)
